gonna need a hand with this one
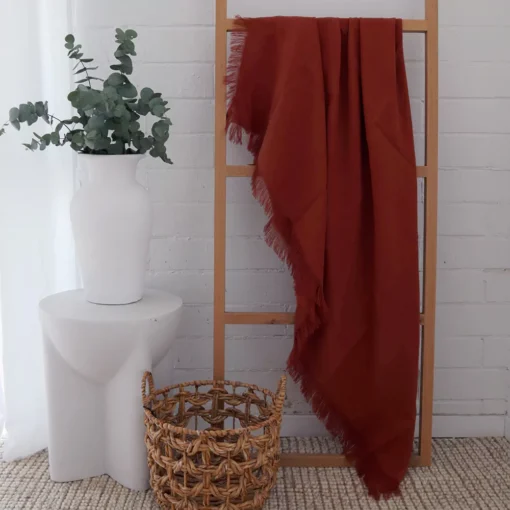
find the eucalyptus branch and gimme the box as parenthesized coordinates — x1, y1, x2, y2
(66, 35, 103, 87)
(48, 114, 73, 133)
(4, 28, 173, 163)
(79, 60, 92, 88)
(75, 60, 104, 87)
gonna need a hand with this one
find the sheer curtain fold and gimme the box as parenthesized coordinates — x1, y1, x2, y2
(0, 0, 76, 461)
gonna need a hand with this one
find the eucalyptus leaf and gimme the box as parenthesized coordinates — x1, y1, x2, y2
(103, 86, 119, 100)
(152, 119, 170, 139)
(75, 66, 99, 75)
(113, 104, 127, 118)
(149, 97, 163, 108)
(122, 40, 135, 54)
(152, 104, 166, 117)
(27, 113, 38, 126)
(68, 90, 79, 104)
(112, 55, 133, 75)
(140, 87, 154, 102)
(18, 104, 32, 122)
(50, 132, 60, 145)
(35, 101, 46, 117)
(118, 83, 137, 98)
(9, 107, 19, 122)
(109, 140, 124, 154)
(136, 101, 150, 116)
(86, 115, 106, 131)
(68, 45, 82, 56)
(129, 109, 140, 121)
(129, 121, 140, 132)
(107, 73, 124, 86)
(72, 132, 84, 145)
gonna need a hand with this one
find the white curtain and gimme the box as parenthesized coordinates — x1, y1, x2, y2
(0, 0, 76, 460)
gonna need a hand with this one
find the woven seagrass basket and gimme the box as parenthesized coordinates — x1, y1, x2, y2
(142, 372, 287, 510)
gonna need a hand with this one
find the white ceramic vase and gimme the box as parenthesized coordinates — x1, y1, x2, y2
(71, 154, 151, 305)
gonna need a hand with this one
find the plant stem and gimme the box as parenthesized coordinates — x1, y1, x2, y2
(48, 115, 72, 133)
(79, 60, 92, 88)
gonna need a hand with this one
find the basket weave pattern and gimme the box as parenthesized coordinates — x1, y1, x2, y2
(142, 373, 286, 510)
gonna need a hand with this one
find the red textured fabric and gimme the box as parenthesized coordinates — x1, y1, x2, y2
(226, 17, 420, 497)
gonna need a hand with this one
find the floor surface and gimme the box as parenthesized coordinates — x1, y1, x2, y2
(0, 438, 508, 509)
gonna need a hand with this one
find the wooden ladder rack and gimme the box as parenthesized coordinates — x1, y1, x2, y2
(214, 0, 438, 468)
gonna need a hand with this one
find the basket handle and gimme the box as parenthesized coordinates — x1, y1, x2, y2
(141, 371, 155, 406)
(275, 375, 287, 412)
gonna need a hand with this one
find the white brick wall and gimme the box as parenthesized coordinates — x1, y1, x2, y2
(72, 0, 510, 438)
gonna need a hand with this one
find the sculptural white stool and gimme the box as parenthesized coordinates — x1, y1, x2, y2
(39, 289, 182, 491)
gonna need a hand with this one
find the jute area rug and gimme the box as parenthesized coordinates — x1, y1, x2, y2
(0, 438, 508, 509)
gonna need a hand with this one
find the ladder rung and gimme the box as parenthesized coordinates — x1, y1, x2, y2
(225, 312, 425, 326)
(225, 312, 294, 325)
(225, 18, 428, 33)
(226, 165, 428, 178)
(226, 165, 255, 177)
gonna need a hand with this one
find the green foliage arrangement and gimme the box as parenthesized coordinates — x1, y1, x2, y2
(0, 29, 172, 164)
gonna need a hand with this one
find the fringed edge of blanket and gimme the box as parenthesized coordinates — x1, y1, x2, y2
(225, 19, 252, 150)
(225, 16, 324, 350)
(287, 354, 402, 499)
(251, 174, 326, 340)
(224, 20, 402, 499)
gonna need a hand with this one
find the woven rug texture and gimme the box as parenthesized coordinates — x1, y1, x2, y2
(0, 438, 508, 509)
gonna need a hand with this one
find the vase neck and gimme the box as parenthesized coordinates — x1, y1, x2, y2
(79, 155, 143, 185)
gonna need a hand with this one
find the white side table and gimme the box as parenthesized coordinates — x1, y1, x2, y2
(39, 289, 182, 491)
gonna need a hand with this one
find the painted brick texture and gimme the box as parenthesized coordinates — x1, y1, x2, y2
(72, 0, 510, 437)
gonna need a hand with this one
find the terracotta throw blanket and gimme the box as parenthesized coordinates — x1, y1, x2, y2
(226, 17, 420, 497)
